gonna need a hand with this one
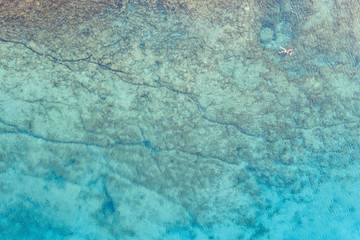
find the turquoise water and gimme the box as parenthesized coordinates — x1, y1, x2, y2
(0, 0, 360, 239)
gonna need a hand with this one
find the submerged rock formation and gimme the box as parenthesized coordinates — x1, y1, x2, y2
(0, 0, 359, 239)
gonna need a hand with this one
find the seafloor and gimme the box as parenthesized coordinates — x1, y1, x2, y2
(0, 0, 359, 239)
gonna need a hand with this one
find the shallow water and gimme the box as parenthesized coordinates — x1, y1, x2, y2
(0, 0, 359, 239)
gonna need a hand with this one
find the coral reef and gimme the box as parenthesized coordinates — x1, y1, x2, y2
(0, 0, 359, 239)
(0, 0, 126, 28)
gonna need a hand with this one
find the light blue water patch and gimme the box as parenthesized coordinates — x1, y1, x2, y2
(269, 179, 360, 240)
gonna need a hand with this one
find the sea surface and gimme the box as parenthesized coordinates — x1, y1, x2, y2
(0, 0, 359, 239)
